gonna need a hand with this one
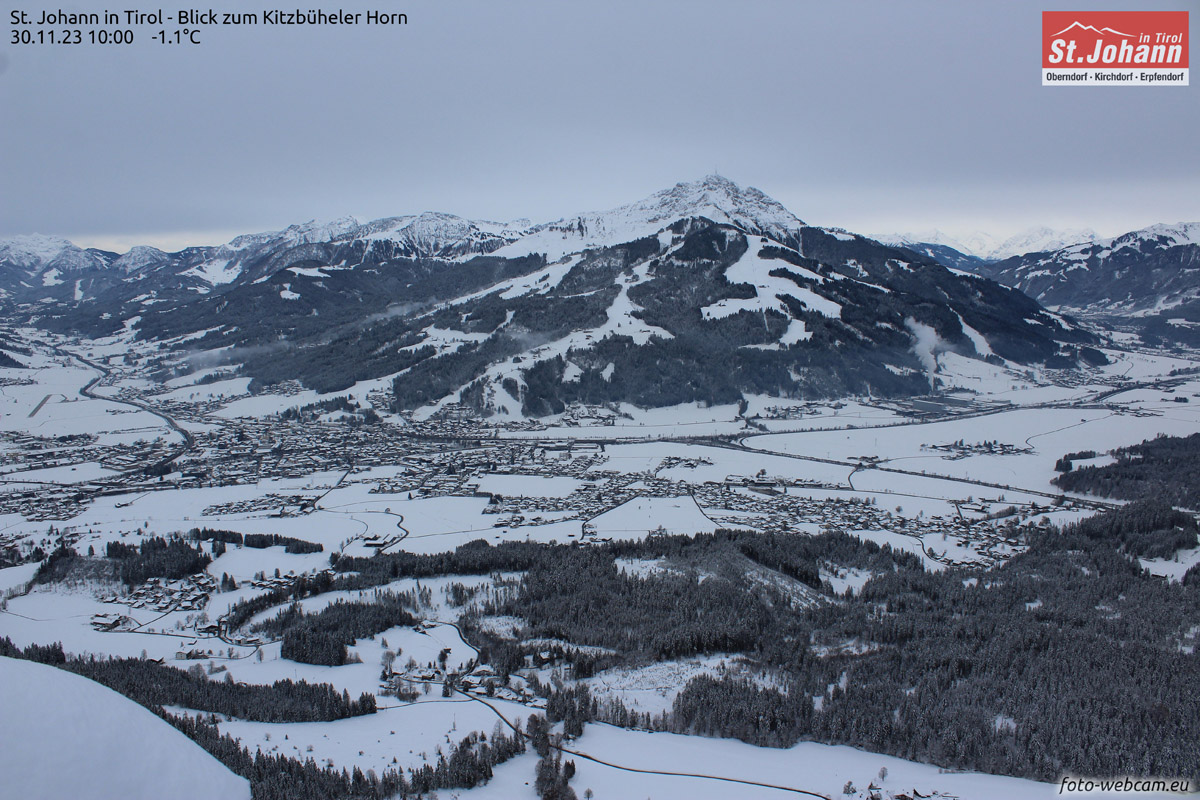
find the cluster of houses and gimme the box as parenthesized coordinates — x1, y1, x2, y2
(555, 404, 621, 427)
(457, 664, 547, 705)
(0, 430, 99, 469)
(89, 612, 135, 631)
(3, 346, 1101, 574)
(97, 438, 173, 472)
(368, 443, 607, 500)
(126, 376, 305, 426)
(0, 487, 88, 522)
(752, 401, 844, 420)
(244, 569, 316, 591)
(693, 480, 1029, 568)
(921, 440, 1033, 460)
(350, 444, 1035, 569)
(201, 493, 319, 517)
(101, 573, 217, 612)
(386, 660, 549, 708)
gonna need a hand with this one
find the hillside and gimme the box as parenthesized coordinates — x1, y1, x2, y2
(0, 655, 251, 800)
(982, 222, 1200, 314)
(9, 177, 1099, 416)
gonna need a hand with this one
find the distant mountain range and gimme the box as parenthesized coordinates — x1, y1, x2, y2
(870, 222, 1200, 346)
(975, 222, 1200, 312)
(870, 227, 1103, 264)
(973, 222, 1200, 348)
(2, 177, 1102, 416)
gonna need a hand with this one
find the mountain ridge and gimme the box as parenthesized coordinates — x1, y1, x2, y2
(980, 221, 1200, 312)
(0, 175, 807, 290)
(871, 227, 1103, 263)
(5, 177, 1103, 416)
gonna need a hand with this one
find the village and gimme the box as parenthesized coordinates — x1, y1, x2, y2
(0, 385, 1071, 570)
(0, 343, 1117, 580)
(96, 571, 217, 615)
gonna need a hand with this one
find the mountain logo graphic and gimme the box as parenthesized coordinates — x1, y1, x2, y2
(1051, 21, 1133, 38)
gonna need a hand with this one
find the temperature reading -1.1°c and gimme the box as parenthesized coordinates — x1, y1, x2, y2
(155, 29, 201, 44)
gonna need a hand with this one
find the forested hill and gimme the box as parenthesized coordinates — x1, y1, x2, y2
(1054, 433, 1200, 510)
(10, 176, 1099, 416)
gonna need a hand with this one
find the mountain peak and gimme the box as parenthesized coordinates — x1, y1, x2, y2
(351, 211, 520, 258)
(641, 174, 804, 234)
(501, 175, 805, 260)
(112, 245, 170, 274)
(221, 217, 361, 254)
(696, 173, 741, 192)
(1108, 221, 1200, 251)
(0, 234, 76, 270)
(0, 233, 110, 277)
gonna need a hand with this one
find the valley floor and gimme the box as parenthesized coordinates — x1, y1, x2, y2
(3, 327, 1199, 799)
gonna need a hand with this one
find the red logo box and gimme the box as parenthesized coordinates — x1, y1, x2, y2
(1043, 11, 1188, 68)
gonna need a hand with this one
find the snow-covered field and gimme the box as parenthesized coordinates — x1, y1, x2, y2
(0, 656, 250, 800)
(582, 654, 766, 714)
(2, 329, 1198, 800)
(211, 694, 528, 777)
(750, 397, 1200, 496)
(454, 723, 1185, 800)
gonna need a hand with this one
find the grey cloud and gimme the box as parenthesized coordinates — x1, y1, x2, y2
(1, 0, 1196, 246)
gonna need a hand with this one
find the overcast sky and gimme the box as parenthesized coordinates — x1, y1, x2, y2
(1, 0, 1197, 251)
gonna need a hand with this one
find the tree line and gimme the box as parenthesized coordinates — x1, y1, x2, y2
(0, 638, 374, 722)
(192, 527, 323, 555)
(1, 637, 529, 799)
(263, 592, 420, 667)
(1054, 433, 1200, 510)
(33, 536, 211, 587)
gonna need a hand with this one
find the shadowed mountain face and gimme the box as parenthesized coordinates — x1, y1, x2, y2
(978, 223, 1200, 314)
(4, 177, 1098, 415)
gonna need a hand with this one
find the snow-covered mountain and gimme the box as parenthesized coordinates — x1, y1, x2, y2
(111, 245, 171, 274)
(0, 234, 80, 271)
(346, 212, 530, 260)
(874, 227, 1102, 264)
(0, 234, 111, 291)
(988, 227, 1103, 261)
(0, 177, 812, 304)
(0, 212, 532, 305)
(7, 177, 1101, 414)
(872, 230, 982, 256)
(501, 175, 806, 260)
(984, 221, 1200, 314)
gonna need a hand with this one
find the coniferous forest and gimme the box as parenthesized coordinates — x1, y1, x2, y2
(13, 503, 1200, 797)
(1054, 432, 1200, 510)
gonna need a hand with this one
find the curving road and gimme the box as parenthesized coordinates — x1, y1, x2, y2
(455, 690, 832, 799)
(60, 346, 196, 474)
